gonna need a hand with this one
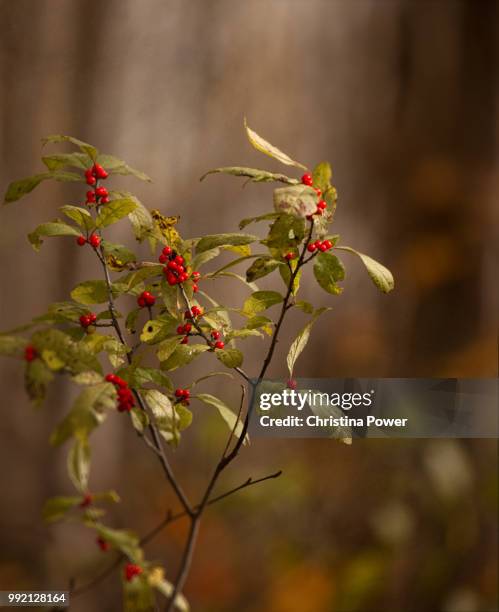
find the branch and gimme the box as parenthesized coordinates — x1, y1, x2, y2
(70, 470, 282, 598)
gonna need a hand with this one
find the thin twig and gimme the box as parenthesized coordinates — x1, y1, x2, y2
(70, 470, 282, 598)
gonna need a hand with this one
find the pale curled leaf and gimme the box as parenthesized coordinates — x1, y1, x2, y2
(287, 308, 330, 377)
(196, 393, 248, 444)
(273, 185, 317, 218)
(200, 166, 299, 185)
(335, 246, 394, 293)
(67, 437, 91, 492)
(244, 119, 307, 170)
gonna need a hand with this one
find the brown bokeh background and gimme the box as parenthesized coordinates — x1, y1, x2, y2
(0, 1, 497, 611)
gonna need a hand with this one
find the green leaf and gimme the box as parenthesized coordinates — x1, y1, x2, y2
(95, 153, 152, 182)
(102, 241, 137, 271)
(215, 347, 244, 368)
(196, 233, 258, 254)
(71, 280, 112, 305)
(67, 437, 91, 492)
(225, 328, 262, 341)
(28, 221, 81, 251)
(42, 134, 98, 159)
(0, 335, 26, 357)
(144, 390, 192, 445)
(117, 265, 163, 292)
(214, 271, 258, 292)
(140, 317, 177, 345)
(239, 212, 280, 229)
(32, 328, 102, 374)
(125, 308, 140, 333)
(312, 162, 332, 193)
(335, 246, 395, 293)
(265, 213, 305, 251)
(50, 383, 116, 446)
(130, 408, 149, 433)
(92, 523, 141, 561)
(245, 315, 273, 335)
(160, 344, 210, 371)
(131, 367, 173, 391)
(279, 260, 301, 296)
(25, 359, 54, 406)
(273, 185, 317, 218)
(196, 393, 248, 443)
(95, 198, 138, 228)
(191, 247, 220, 270)
(126, 196, 154, 241)
(42, 152, 90, 171)
(4, 171, 81, 203)
(192, 371, 234, 386)
(246, 257, 281, 282)
(60, 205, 95, 231)
(287, 308, 330, 377)
(71, 371, 104, 386)
(244, 119, 307, 169)
(42, 496, 81, 523)
(242, 291, 283, 317)
(200, 166, 299, 185)
(313, 252, 345, 295)
(295, 300, 314, 314)
(156, 336, 183, 361)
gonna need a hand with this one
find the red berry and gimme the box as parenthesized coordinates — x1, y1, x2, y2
(95, 186, 108, 198)
(166, 273, 177, 286)
(24, 345, 37, 362)
(77, 236, 87, 246)
(86, 191, 96, 204)
(210, 330, 220, 340)
(176, 325, 185, 335)
(182, 389, 190, 398)
(115, 377, 128, 388)
(175, 389, 183, 398)
(323, 240, 332, 250)
(90, 313, 97, 323)
(314, 187, 322, 197)
(192, 284, 199, 292)
(315, 207, 323, 216)
(307, 243, 316, 253)
(191, 306, 201, 317)
(105, 374, 117, 383)
(181, 336, 189, 344)
(179, 273, 189, 283)
(159, 254, 167, 264)
(89, 234, 101, 248)
(145, 294, 155, 306)
(97, 537, 110, 552)
(162, 246, 173, 256)
(92, 163, 108, 179)
(124, 563, 142, 582)
(84, 168, 94, 180)
(79, 315, 90, 327)
(100, 196, 110, 204)
(214, 341, 225, 350)
(86, 175, 96, 186)
(80, 493, 93, 508)
(137, 296, 146, 308)
(284, 252, 296, 261)
(191, 271, 200, 281)
(317, 200, 327, 210)
(301, 173, 313, 186)
(314, 240, 321, 249)
(318, 242, 328, 252)
(287, 379, 298, 390)
(174, 255, 184, 265)
(183, 323, 192, 333)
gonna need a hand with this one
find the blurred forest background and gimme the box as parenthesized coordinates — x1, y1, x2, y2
(0, 1, 497, 611)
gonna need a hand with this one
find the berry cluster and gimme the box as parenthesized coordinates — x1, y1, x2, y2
(84, 163, 109, 185)
(137, 291, 156, 308)
(307, 239, 333, 253)
(210, 329, 224, 350)
(24, 345, 38, 362)
(96, 537, 110, 552)
(105, 374, 135, 412)
(80, 493, 93, 508)
(159, 246, 200, 292)
(85, 164, 110, 206)
(79, 312, 97, 328)
(76, 233, 101, 248)
(176, 322, 192, 344)
(174, 388, 191, 405)
(184, 305, 203, 319)
(124, 563, 143, 582)
(301, 173, 328, 218)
